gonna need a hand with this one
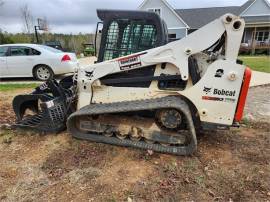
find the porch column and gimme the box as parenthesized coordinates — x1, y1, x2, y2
(251, 26, 257, 55)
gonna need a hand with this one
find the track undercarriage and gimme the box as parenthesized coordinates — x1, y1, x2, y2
(67, 96, 197, 155)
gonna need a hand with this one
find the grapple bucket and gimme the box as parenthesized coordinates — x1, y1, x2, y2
(12, 78, 74, 133)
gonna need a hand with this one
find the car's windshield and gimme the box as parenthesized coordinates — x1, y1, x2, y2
(39, 45, 62, 53)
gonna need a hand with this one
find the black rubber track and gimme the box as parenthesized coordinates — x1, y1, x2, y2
(67, 96, 197, 155)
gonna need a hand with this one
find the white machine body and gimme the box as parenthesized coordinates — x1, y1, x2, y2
(75, 14, 251, 127)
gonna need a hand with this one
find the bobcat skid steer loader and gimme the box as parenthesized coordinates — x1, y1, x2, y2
(13, 10, 252, 155)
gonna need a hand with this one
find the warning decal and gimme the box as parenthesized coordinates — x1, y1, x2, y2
(118, 54, 143, 70)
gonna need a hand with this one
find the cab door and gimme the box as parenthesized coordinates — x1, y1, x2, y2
(0, 46, 8, 77)
(6, 46, 34, 77)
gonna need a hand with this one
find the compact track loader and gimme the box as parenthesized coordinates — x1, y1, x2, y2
(13, 10, 252, 155)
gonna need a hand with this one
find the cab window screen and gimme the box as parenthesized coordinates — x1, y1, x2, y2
(103, 21, 119, 61)
(103, 20, 157, 61)
(141, 24, 157, 48)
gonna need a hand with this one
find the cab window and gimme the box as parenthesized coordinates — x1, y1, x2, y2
(103, 20, 158, 61)
(0, 46, 8, 57)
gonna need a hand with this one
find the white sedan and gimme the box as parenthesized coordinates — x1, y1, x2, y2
(0, 44, 78, 81)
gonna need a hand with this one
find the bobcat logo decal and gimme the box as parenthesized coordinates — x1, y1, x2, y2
(203, 87, 212, 94)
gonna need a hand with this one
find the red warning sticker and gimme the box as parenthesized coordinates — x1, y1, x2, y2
(118, 54, 143, 70)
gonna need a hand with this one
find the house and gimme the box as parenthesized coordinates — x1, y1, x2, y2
(138, 0, 189, 39)
(138, 0, 270, 53)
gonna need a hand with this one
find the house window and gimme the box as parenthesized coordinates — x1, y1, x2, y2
(168, 33, 176, 39)
(255, 31, 269, 42)
(148, 8, 161, 16)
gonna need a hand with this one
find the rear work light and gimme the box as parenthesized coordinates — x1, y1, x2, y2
(61, 54, 71, 62)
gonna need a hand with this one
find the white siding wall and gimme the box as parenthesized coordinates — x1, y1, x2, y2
(168, 28, 187, 39)
(139, 0, 187, 38)
(242, 0, 270, 15)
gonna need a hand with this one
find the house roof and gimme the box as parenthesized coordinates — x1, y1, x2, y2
(138, 0, 269, 29)
(175, 0, 256, 29)
(242, 15, 270, 24)
(239, 0, 257, 13)
(175, 6, 240, 29)
(240, 0, 270, 15)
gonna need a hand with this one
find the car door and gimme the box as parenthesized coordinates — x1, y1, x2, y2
(6, 46, 35, 77)
(0, 46, 8, 77)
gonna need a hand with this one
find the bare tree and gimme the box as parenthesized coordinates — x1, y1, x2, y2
(20, 4, 34, 34)
(0, 1, 5, 34)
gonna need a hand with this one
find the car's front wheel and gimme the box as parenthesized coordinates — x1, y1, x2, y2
(33, 65, 54, 81)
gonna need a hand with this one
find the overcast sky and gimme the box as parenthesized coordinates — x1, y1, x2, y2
(0, 0, 248, 34)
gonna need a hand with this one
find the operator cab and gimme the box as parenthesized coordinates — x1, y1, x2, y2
(94, 9, 198, 90)
(95, 9, 169, 62)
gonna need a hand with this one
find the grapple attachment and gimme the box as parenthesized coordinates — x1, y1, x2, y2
(12, 78, 74, 133)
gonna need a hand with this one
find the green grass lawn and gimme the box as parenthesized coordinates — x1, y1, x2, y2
(0, 83, 39, 92)
(238, 56, 270, 73)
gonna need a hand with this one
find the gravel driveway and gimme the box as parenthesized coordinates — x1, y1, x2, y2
(244, 84, 270, 123)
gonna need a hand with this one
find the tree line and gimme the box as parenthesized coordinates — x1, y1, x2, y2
(0, 31, 96, 54)
(0, 1, 97, 54)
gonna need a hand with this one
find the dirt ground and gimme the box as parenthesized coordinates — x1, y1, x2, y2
(0, 87, 269, 202)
